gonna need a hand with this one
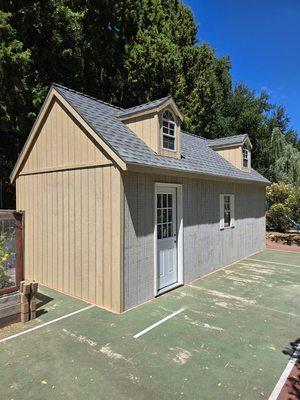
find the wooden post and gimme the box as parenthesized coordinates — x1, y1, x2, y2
(19, 279, 38, 322)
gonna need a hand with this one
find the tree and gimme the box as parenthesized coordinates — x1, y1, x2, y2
(180, 44, 232, 137)
(0, 0, 299, 207)
(114, 0, 197, 105)
(0, 10, 31, 207)
(271, 127, 300, 186)
(266, 204, 292, 232)
(266, 182, 300, 231)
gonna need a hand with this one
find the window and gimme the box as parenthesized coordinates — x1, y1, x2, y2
(242, 144, 249, 168)
(157, 193, 173, 239)
(220, 194, 235, 229)
(162, 109, 176, 151)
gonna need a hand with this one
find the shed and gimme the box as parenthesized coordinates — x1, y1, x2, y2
(11, 84, 269, 313)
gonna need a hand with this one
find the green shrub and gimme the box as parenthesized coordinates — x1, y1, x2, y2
(266, 182, 295, 205)
(266, 204, 292, 232)
(286, 190, 300, 224)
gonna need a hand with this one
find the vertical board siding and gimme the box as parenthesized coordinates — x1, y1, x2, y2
(125, 110, 182, 160)
(125, 113, 159, 153)
(21, 99, 108, 173)
(15, 100, 123, 313)
(216, 147, 242, 170)
(17, 165, 123, 312)
(123, 172, 265, 310)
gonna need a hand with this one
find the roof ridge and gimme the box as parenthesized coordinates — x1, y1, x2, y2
(208, 133, 247, 141)
(52, 83, 124, 111)
(123, 95, 172, 111)
(182, 130, 208, 140)
(117, 95, 173, 118)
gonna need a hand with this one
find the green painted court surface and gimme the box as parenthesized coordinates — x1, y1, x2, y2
(0, 249, 299, 400)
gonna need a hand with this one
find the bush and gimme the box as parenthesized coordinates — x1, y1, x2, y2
(266, 182, 295, 205)
(286, 190, 300, 224)
(266, 204, 292, 232)
(266, 182, 300, 231)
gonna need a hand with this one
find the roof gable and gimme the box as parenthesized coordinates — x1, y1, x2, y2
(10, 86, 127, 182)
(117, 96, 183, 121)
(208, 134, 253, 149)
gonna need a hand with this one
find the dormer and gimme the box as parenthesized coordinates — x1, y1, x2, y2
(208, 134, 252, 172)
(117, 97, 183, 160)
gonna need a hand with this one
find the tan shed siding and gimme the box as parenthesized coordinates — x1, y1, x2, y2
(16, 164, 123, 313)
(15, 98, 123, 313)
(125, 113, 159, 153)
(21, 99, 109, 174)
(216, 146, 243, 170)
(124, 108, 182, 160)
(123, 172, 265, 310)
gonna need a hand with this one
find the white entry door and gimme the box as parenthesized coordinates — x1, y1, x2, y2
(156, 186, 178, 291)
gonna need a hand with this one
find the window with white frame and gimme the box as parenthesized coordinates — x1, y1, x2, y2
(220, 194, 235, 229)
(242, 144, 249, 168)
(162, 109, 176, 151)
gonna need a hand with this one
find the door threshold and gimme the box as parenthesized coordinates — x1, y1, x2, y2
(156, 282, 183, 297)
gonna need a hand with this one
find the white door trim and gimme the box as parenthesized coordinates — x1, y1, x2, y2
(154, 183, 183, 296)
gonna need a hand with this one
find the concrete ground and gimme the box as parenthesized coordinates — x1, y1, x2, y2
(0, 249, 299, 400)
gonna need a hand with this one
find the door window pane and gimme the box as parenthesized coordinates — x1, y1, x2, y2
(163, 194, 167, 208)
(157, 209, 161, 223)
(157, 224, 162, 239)
(163, 209, 167, 223)
(162, 225, 168, 238)
(168, 223, 173, 237)
(157, 191, 175, 240)
(157, 194, 161, 208)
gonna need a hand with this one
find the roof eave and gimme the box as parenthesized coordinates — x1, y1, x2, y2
(126, 162, 270, 186)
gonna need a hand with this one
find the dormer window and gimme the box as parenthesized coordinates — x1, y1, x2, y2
(162, 109, 176, 151)
(242, 144, 249, 168)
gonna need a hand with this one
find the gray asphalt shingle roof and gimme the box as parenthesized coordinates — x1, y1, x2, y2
(53, 84, 269, 184)
(208, 134, 248, 147)
(116, 96, 171, 119)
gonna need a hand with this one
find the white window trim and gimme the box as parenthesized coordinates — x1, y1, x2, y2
(161, 108, 177, 152)
(242, 145, 249, 168)
(220, 194, 235, 230)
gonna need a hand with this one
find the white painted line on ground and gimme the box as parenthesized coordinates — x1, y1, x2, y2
(133, 308, 185, 339)
(246, 258, 300, 268)
(267, 248, 300, 254)
(268, 344, 300, 400)
(0, 305, 95, 344)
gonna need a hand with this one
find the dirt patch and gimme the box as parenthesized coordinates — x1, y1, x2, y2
(170, 347, 192, 365)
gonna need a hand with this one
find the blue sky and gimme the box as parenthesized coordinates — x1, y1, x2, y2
(184, 0, 300, 135)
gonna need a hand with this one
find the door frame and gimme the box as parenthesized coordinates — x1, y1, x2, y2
(154, 182, 183, 296)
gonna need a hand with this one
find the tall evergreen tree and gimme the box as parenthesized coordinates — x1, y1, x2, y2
(0, 10, 31, 207)
(0, 0, 299, 207)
